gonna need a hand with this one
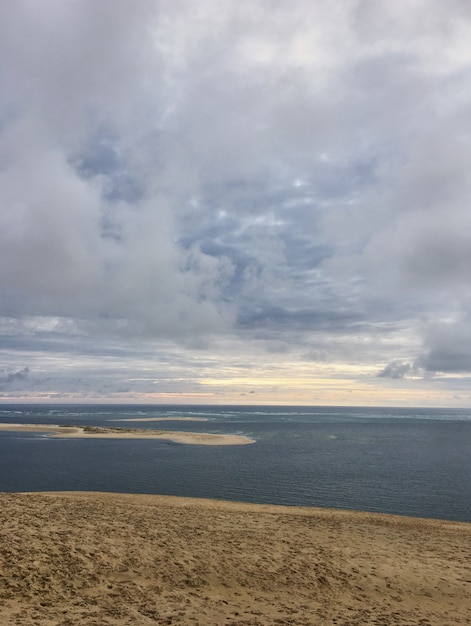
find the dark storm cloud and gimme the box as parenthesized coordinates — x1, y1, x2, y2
(238, 306, 363, 331)
(378, 361, 413, 379)
(0, 367, 30, 386)
(417, 319, 471, 373)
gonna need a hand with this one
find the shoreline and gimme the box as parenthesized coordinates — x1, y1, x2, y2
(1, 491, 470, 625)
(15, 490, 471, 527)
(0, 423, 254, 445)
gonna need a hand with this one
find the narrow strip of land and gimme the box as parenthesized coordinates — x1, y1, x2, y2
(114, 416, 208, 422)
(0, 423, 254, 445)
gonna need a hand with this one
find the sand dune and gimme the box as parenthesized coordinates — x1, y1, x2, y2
(0, 492, 470, 625)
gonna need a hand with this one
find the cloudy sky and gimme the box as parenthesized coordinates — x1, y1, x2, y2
(1, 0, 471, 406)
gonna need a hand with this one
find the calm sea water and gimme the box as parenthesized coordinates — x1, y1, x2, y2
(0, 404, 470, 522)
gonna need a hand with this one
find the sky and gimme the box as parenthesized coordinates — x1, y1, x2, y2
(1, 0, 471, 407)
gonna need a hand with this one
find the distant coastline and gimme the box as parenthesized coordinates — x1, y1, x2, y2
(114, 416, 208, 422)
(0, 423, 254, 446)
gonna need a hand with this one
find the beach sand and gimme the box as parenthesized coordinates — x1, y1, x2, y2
(0, 423, 253, 445)
(0, 492, 469, 625)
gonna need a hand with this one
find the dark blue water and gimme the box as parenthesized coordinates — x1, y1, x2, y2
(0, 404, 470, 522)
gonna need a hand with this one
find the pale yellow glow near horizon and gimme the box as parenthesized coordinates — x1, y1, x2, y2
(199, 376, 354, 388)
(1, 377, 470, 408)
(1, 390, 469, 407)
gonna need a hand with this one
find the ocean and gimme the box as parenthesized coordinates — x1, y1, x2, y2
(0, 404, 470, 522)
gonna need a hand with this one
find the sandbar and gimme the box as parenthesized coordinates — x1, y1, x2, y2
(114, 416, 208, 422)
(0, 491, 469, 625)
(0, 423, 254, 445)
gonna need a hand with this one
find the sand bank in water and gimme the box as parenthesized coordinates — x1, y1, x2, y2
(0, 423, 253, 445)
(0, 492, 469, 625)
(114, 417, 208, 422)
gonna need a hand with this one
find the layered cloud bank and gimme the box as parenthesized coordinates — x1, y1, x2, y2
(1, 1, 471, 405)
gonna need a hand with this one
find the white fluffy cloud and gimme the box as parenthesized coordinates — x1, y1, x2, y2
(1, 1, 471, 404)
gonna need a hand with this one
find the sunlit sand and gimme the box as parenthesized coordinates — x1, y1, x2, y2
(0, 492, 469, 625)
(0, 423, 254, 446)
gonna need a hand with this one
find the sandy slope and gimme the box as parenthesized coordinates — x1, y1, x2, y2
(0, 492, 470, 625)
